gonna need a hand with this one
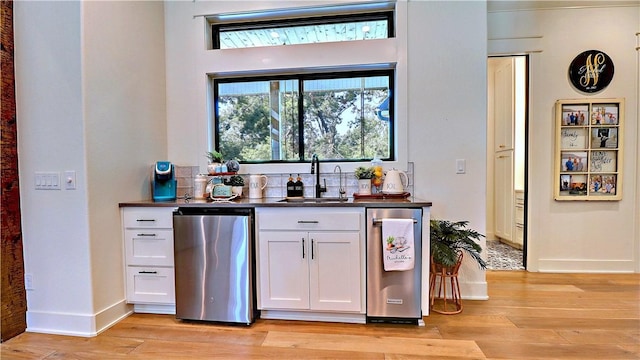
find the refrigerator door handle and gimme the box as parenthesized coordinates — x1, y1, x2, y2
(372, 218, 418, 225)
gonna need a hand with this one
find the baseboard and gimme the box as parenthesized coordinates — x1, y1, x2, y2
(26, 299, 131, 337)
(96, 300, 133, 335)
(497, 238, 523, 250)
(459, 280, 489, 300)
(260, 310, 366, 324)
(133, 303, 176, 315)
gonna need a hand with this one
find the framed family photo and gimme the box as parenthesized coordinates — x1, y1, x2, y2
(554, 98, 624, 201)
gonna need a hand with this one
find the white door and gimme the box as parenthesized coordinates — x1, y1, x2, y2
(308, 231, 361, 312)
(258, 231, 309, 309)
(493, 57, 516, 243)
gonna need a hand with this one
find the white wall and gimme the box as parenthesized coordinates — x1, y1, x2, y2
(488, 4, 639, 272)
(406, 1, 488, 298)
(14, 1, 167, 336)
(82, 0, 168, 326)
(14, 1, 94, 335)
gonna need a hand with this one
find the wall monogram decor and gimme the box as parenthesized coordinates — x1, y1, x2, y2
(568, 50, 614, 94)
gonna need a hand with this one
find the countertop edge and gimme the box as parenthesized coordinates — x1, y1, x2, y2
(119, 197, 432, 208)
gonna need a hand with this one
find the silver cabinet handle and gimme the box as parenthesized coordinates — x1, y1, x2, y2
(138, 271, 158, 274)
(136, 219, 156, 222)
(297, 220, 319, 224)
(302, 238, 306, 259)
(311, 239, 315, 259)
(136, 233, 157, 237)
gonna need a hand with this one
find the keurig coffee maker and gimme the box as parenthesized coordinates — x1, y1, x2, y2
(152, 161, 177, 201)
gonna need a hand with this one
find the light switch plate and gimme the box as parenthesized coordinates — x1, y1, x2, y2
(64, 171, 76, 190)
(35, 172, 61, 190)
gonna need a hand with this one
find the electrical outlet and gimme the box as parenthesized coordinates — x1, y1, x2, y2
(456, 159, 466, 174)
(25, 274, 33, 290)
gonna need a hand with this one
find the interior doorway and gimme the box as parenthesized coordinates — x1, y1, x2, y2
(487, 55, 527, 270)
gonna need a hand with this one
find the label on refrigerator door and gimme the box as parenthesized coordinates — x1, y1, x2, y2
(386, 298, 404, 305)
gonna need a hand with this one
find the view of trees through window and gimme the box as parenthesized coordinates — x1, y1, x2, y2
(215, 71, 393, 163)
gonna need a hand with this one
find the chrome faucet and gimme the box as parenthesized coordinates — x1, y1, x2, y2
(334, 165, 346, 199)
(310, 154, 327, 198)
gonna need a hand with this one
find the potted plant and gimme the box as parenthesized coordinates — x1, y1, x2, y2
(224, 175, 245, 197)
(205, 150, 223, 174)
(429, 219, 486, 314)
(430, 219, 486, 269)
(354, 166, 374, 195)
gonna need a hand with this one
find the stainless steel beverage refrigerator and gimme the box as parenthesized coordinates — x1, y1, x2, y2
(173, 207, 256, 325)
(366, 208, 422, 324)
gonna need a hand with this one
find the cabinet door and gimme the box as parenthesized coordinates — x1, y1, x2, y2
(494, 58, 515, 152)
(258, 231, 309, 310)
(495, 151, 514, 241)
(309, 231, 361, 312)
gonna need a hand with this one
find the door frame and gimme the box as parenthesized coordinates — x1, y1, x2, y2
(487, 54, 529, 269)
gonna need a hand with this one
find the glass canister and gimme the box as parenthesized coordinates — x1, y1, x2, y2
(194, 174, 208, 199)
(371, 155, 383, 193)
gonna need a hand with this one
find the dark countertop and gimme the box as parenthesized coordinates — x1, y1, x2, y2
(119, 196, 432, 208)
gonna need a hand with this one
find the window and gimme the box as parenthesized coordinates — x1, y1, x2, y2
(212, 12, 393, 49)
(214, 70, 394, 163)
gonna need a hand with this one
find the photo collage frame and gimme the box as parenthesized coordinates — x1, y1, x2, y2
(554, 98, 624, 201)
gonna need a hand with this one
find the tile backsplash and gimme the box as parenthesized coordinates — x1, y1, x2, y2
(175, 162, 414, 199)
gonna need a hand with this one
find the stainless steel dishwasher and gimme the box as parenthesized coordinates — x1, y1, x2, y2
(366, 208, 422, 324)
(173, 207, 256, 325)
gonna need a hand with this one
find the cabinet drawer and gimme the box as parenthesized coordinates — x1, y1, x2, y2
(124, 229, 174, 266)
(123, 207, 174, 229)
(258, 209, 361, 231)
(515, 205, 524, 225)
(126, 266, 175, 304)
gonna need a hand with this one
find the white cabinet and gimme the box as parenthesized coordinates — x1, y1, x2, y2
(494, 151, 514, 241)
(493, 58, 515, 152)
(513, 190, 524, 249)
(122, 207, 176, 306)
(256, 208, 363, 315)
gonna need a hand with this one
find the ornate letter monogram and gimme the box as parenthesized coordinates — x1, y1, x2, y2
(568, 50, 614, 93)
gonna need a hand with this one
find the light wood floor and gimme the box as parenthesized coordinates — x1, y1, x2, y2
(2, 271, 639, 359)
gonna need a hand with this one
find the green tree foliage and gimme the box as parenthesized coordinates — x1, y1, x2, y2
(218, 87, 390, 162)
(219, 95, 270, 161)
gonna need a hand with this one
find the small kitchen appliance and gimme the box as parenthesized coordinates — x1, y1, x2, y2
(382, 169, 408, 194)
(152, 161, 177, 201)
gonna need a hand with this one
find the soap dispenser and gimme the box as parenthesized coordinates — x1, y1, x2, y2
(286, 174, 295, 198)
(294, 174, 304, 197)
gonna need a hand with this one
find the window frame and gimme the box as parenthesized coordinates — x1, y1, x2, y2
(213, 68, 395, 164)
(212, 11, 394, 50)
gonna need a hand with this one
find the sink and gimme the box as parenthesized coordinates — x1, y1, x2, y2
(278, 197, 349, 203)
